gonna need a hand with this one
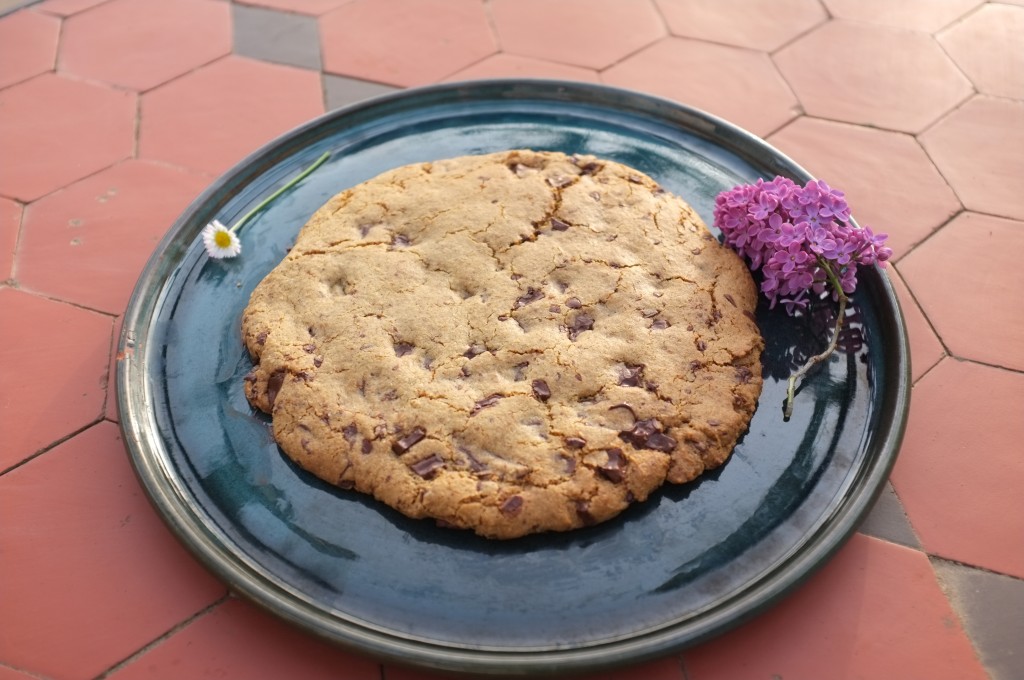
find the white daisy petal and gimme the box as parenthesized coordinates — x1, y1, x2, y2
(202, 221, 242, 259)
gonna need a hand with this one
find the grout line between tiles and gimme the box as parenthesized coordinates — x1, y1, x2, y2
(928, 555, 1024, 584)
(0, 416, 104, 477)
(92, 594, 230, 680)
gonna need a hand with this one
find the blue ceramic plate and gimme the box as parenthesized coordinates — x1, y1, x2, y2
(118, 81, 910, 675)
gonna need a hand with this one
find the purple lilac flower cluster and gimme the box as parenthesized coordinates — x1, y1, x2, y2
(713, 176, 892, 315)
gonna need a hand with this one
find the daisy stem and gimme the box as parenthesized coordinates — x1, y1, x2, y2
(784, 259, 848, 419)
(229, 151, 331, 233)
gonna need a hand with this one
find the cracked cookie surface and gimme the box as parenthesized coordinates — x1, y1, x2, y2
(241, 150, 764, 539)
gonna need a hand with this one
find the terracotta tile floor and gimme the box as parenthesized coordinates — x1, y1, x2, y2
(1, 1, 1021, 679)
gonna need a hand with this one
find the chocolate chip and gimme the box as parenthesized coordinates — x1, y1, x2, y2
(549, 304, 561, 313)
(463, 344, 487, 358)
(575, 500, 597, 526)
(568, 312, 594, 341)
(313, 355, 323, 368)
(342, 424, 358, 442)
(547, 175, 574, 188)
(618, 363, 645, 387)
(708, 419, 721, 427)
(598, 447, 627, 483)
(392, 427, 426, 455)
(650, 319, 669, 330)
(531, 379, 551, 402)
(550, 217, 570, 231)
(620, 418, 658, 447)
(645, 432, 677, 452)
(735, 366, 753, 384)
(500, 495, 524, 516)
(256, 331, 268, 345)
(696, 339, 707, 352)
(470, 393, 504, 415)
(608, 402, 638, 421)
(589, 191, 601, 201)
(743, 310, 757, 323)
(652, 187, 666, 196)
(641, 308, 659, 318)
(561, 454, 577, 473)
(391, 233, 410, 247)
(394, 342, 415, 357)
(266, 370, 286, 408)
(579, 161, 601, 175)
(410, 454, 444, 479)
(301, 438, 312, 454)
(566, 297, 582, 309)
(514, 287, 545, 309)
(338, 478, 355, 490)
(691, 248, 702, 255)
(302, 343, 316, 353)
(512, 361, 529, 381)
(382, 389, 398, 401)
(689, 360, 703, 373)
(724, 293, 737, 307)
(565, 436, 587, 449)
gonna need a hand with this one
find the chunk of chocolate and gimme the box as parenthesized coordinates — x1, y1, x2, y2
(266, 369, 286, 408)
(392, 427, 426, 455)
(512, 361, 529, 381)
(650, 318, 669, 330)
(391, 233, 410, 247)
(568, 312, 594, 341)
(313, 355, 323, 368)
(410, 454, 444, 479)
(302, 343, 316, 353)
(618, 363, 645, 387)
(342, 423, 358, 442)
(575, 500, 597, 526)
(598, 447, 627, 483)
(361, 439, 372, 454)
(696, 339, 707, 352)
(463, 344, 487, 358)
(645, 432, 677, 452)
(531, 379, 551, 402)
(735, 366, 753, 384)
(514, 287, 545, 309)
(471, 393, 504, 415)
(547, 175, 574, 188)
(500, 495, 524, 516)
(566, 297, 582, 309)
(550, 217, 570, 231)
(724, 293, 737, 307)
(394, 342, 415, 357)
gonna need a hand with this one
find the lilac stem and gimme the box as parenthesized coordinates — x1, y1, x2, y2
(784, 258, 848, 419)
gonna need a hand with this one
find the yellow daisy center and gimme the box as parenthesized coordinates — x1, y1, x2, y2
(214, 230, 233, 248)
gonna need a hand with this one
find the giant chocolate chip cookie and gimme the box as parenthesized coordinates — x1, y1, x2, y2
(241, 150, 763, 539)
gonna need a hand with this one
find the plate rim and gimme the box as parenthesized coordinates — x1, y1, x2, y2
(117, 79, 911, 675)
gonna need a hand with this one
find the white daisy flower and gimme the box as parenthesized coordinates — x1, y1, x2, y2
(200, 151, 331, 260)
(202, 220, 242, 259)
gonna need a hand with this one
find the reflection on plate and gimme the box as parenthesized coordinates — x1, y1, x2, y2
(118, 81, 909, 675)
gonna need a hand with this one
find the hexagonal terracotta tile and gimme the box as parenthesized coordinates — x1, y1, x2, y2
(33, 0, 109, 15)
(888, 265, 946, 383)
(444, 54, 600, 83)
(654, 0, 826, 52)
(774, 21, 972, 133)
(490, 0, 664, 71)
(0, 74, 135, 202)
(919, 96, 1024, 221)
(17, 159, 211, 315)
(104, 598, 381, 680)
(768, 117, 961, 259)
(237, 0, 353, 15)
(0, 198, 20, 281)
(892, 358, 1024, 579)
(0, 288, 111, 471)
(939, 3, 1024, 100)
(59, 0, 231, 91)
(0, 10, 59, 89)
(320, 0, 497, 86)
(602, 38, 799, 136)
(898, 212, 1024, 372)
(139, 56, 323, 176)
(0, 422, 226, 679)
(684, 534, 988, 680)
(821, 0, 983, 32)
